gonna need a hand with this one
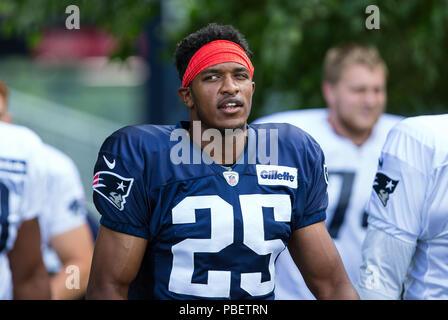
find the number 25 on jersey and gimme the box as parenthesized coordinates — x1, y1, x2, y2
(168, 194, 291, 298)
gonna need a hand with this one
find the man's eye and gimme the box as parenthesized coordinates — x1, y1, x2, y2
(235, 73, 249, 79)
(352, 87, 366, 93)
(204, 75, 219, 81)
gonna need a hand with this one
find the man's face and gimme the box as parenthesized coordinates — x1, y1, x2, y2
(180, 62, 255, 131)
(324, 63, 386, 135)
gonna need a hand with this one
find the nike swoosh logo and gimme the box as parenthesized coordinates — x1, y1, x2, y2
(103, 155, 116, 169)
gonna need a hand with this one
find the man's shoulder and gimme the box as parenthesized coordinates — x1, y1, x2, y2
(389, 114, 448, 157)
(253, 108, 327, 127)
(0, 122, 44, 163)
(42, 144, 84, 186)
(250, 122, 323, 162)
(394, 114, 447, 134)
(110, 124, 174, 141)
(251, 121, 319, 144)
(375, 113, 404, 131)
(0, 121, 42, 145)
(102, 124, 175, 155)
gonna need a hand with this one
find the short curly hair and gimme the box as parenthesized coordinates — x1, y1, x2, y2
(174, 23, 253, 83)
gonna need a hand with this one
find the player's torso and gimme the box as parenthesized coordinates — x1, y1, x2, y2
(257, 109, 401, 281)
(0, 124, 36, 254)
(145, 167, 296, 299)
(121, 123, 319, 300)
(407, 165, 448, 299)
(405, 116, 448, 299)
(0, 123, 40, 299)
(322, 140, 378, 279)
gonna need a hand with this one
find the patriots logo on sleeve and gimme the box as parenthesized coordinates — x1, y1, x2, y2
(92, 171, 134, 211)
(373, 172, 399, 207)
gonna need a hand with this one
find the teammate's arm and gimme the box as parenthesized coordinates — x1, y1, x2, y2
(49, 223, 94, 299)
(357, 226, 415, 299)
(8, 217, 51, 299)
(86, 225, 147, 299)
(288, 221, 359, 299)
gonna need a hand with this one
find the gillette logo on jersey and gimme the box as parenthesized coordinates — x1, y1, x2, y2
(92, 171, 134, 211)
(256, 164, 297, 189)
(261, 170, 295, 181)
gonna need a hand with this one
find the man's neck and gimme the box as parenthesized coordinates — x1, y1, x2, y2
(189, 121, 248, 165)
(327, 116, 371, 147)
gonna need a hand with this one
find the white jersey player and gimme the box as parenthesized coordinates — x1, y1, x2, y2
(38, 143, 94, 299)
(39, 144, 91, 273)
(255, 108, 402, 299)
(358, 114, 448, 300)
(1, 79, 93, 299)
(0, 121, 50, 299)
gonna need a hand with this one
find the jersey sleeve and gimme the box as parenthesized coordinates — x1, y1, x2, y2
(366, 122, 429, 244)
(21, 131, 47, 222)
(43, 153, 87, 242)
(93, 128, 151, 239)
(293, 134, 328, 229)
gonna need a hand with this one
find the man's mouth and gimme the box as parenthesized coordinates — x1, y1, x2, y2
(218, 99, 243, 114)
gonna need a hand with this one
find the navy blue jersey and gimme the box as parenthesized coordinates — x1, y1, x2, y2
(93, 121, 328, 300)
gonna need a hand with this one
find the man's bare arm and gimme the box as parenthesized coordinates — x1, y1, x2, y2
(49, 223, 94, 299)
(8, 217, 51, 299)
(288, 221, 359, 299)
(86, 225, 147, 299)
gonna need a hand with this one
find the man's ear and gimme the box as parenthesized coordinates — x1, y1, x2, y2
(322, 81, 336, 109)
(177, 87, 194, 109)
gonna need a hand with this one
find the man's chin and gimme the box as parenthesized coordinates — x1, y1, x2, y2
(216, 121, 247, 132)
(208, 116, 246, 130)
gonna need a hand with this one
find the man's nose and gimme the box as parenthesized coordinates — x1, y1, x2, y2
(364, 90, 379, 107)
(220, 74, 239, 95)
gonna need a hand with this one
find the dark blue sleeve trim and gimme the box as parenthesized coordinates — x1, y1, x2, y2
(100, 216, 150, 239)
(295, 209, 326, 230)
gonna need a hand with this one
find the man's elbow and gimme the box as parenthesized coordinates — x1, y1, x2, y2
(13, 264, 51, 300)
(312, 277, 360, 300)
(86, 275, 129, 300)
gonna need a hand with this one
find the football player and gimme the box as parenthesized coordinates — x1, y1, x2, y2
(0, 80, 50, 299)
(255, 44, 402, 299)
(38, 144, 94, 299)
(0, 80, 94, 299)
(86, 24, 359, 300)
(358, 114, 448, 299)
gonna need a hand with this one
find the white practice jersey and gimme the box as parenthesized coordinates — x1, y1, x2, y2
(40, 144, 88, 273)
(254, 108, 402, 299)
(361, 114, 448, 299)
(0, 122, 46, 299)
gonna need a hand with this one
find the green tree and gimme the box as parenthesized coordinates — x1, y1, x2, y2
(2, 0, 448, 120)
(169, 0, 448, 120)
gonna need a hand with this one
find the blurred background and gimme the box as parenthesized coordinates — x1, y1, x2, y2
(1, 0, 447, 221)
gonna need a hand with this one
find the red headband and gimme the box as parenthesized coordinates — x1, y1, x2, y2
(182, 40, 254, 88)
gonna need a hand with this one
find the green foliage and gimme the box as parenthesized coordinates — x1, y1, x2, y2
(0, 0, 159, 59)
(167, 0, 448, 120)
(2, 0, 448, 120)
